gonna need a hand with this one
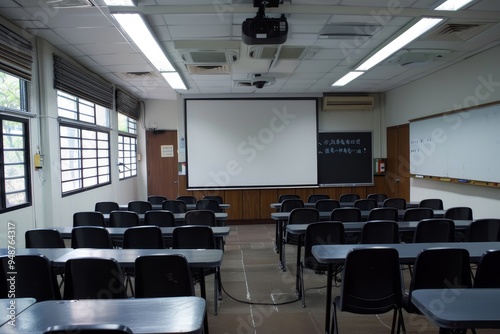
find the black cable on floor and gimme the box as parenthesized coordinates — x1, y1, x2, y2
(220, 281, 300, 306)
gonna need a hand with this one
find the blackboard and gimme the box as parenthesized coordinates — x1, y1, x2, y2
(410, 102, 500, 183)
(317, 131, 373, 186)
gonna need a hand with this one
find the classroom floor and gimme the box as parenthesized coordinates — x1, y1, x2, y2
(203, 224, 498, 334)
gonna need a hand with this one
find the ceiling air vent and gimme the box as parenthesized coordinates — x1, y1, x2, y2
(319, 23, 381, 40)
(248, 46, 308, 60)
(186, 65, 231, 75)
(17, 0, 94, 7)
(322, 95, 374, 111)
(178, 50, 238, 64)
(425, 22, 493, 42)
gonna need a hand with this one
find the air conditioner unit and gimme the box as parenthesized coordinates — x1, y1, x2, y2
(322, 95, 374, 111)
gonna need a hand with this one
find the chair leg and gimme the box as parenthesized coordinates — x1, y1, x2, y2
(299, 264, 306, 308)
(331, 302, 338, 334)
(398, 308, 406, 334)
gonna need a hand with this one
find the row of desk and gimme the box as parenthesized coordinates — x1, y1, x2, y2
(0, 297, 205, 333)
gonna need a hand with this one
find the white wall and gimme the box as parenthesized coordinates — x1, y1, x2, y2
(385, 45, 500, 218)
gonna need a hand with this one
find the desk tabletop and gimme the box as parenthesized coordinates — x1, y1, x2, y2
(119, 203, 230, 211)
(271, 209, 445, 220)
(103, 211, 228, 222)
(411, 289, 500, 329)
(52, 248, 223, 268)
(55, 226, 230, 238)
(270, 201, 420, 209)
(0, 248, 72, 261)
(0, 297, 205, 334)
(0, 298, 36, 327)
(286, 220, 472, 235)
(312, 241, 500, 265)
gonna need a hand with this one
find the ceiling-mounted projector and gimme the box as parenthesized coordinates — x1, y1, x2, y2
(242, 15, 288, 45)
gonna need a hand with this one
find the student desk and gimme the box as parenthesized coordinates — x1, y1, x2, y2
(0, 248, 73, 260)
(270, 201, 420, 210)
(411, 288, 500, 330)
(311, 242, 500, 334)
(0, 297, 206, 334)
(0, 298, 36, 327)
(103, 211, 228, 225)
(119, 203, 231, 211)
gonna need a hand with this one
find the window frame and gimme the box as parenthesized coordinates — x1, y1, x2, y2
(117, 113, 137, 180)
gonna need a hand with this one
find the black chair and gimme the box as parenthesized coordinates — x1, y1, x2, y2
(473, 250, 500, 288)
(176, 195, 197, 204)
(63, 257, 127, 299)
(282, 208, 319, 271)
(278, 194, 300, 202)
(401, 207, 434, 221)
(418, 198, 444, 210)
(367, 207, 398, 221)
(73, 211, 106, 227)
(280, 198, 304, 212)
(184, 209, 217, 226)
(94, 201, 120, 214)
(383, 197, 407, 210)
(403, 248, 472, 315)
(127, 200, 152, 214)
(413, 218, 455, 243)
(172, 225, 221, 315)
(338, 193, 360, 203)
(123, 225, 165, 296)
(202, 195, 223, 204)
(25, 228, 65, 248)
(0, 254, 61, 301)
(360, 220, 400, 244)
(367, 193, 388, 202)
(330, 207, 362, 243)
(108, 210, 140, 228)
(300, 221, 345, 307)
(315, 199, 340, 212)
(162, 199, 187, 213)
(196, 199, 222, 213)
(467, 218, 500, 242)
(44, 324, 133, 334)
(307, 194, 330, 203)
(147, 195, 167, 205)
(332, 248, 405, 334)
(143, 210, 176, 227)
(444, 206, 473, 220)
(353, 198, 378, 211)
(71, 226, 114, 249)
(134, 254, 195, 297)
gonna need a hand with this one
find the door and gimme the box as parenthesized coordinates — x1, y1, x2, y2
(146, 130, 179, 199)
(386, 124, 410, 199)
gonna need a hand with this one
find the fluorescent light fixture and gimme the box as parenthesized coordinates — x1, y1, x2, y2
(162, 72, 187, 90)
(112, 13, 175, 72)
(331, 71, 364, 86)
(356, 17, 443, 71)
(103, 0, 136, 6)
(435, 0, 475, 11)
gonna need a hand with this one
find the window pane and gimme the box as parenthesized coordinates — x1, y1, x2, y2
(0, 71, 23, 111)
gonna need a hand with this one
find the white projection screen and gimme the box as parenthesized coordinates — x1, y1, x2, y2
(185, 98, 318, 189)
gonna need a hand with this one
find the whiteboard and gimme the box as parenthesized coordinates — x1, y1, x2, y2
(409, 103, 500, 183)
(185, 98, 318, 189)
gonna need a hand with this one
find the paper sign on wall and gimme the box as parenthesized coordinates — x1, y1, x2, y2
(161, 145, 174, 157)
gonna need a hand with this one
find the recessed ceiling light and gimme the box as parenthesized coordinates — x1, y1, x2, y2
(103, 0, 136, 6)
(435, 0, 475, 11)
(331, 71, 364, 87)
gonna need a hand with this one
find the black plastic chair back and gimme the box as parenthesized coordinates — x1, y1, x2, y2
(360, 220, 400, 244)
(401, 207, 434, 221)
(413, 218, 455, 243)
(176, 195, 197, 204)
(135, 254, 195, 297)
(172, 225, 215, 249)
(203, 195, 223, 204)
(144, 210, 176, 227)
(108, 210, 140, 228)
(467, 218, 500, 242)
(0, 254, 61, 301)
(123, 226, 165, 249)
(73, 211, 106, 227)
(280, 199, 304, 212)
(94, 201, 120, 214)
(278, 194, 300, 202)
(71, 226, 114, 249)
(196, 199, 222, 212)
(162, 199, 187, 213)
(184, 210, 217, 226)
(285, 208, 320, 245)
(307, 194, 330, 203)
(418, 198, 444, 210)
(25, 229, 65, 248)
(354, 198, 378, 211)
(63, 257, 127, 299)
(330, 207, 361, 222)
(367, 207, 399, 221)
(473, 250, 500, 288)
(383, 197, 407, 210)
(339, 193, 360, 202)
(147, 195, 167, 205)
(367, 193, 388, 202)
(315, 199, 340, 212)
(127, 200, 152, 214)
(303, 221, 345, 271)
(444, 206, 473, 220)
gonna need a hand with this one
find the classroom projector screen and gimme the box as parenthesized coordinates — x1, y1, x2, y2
(185, 98, 318, 189)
